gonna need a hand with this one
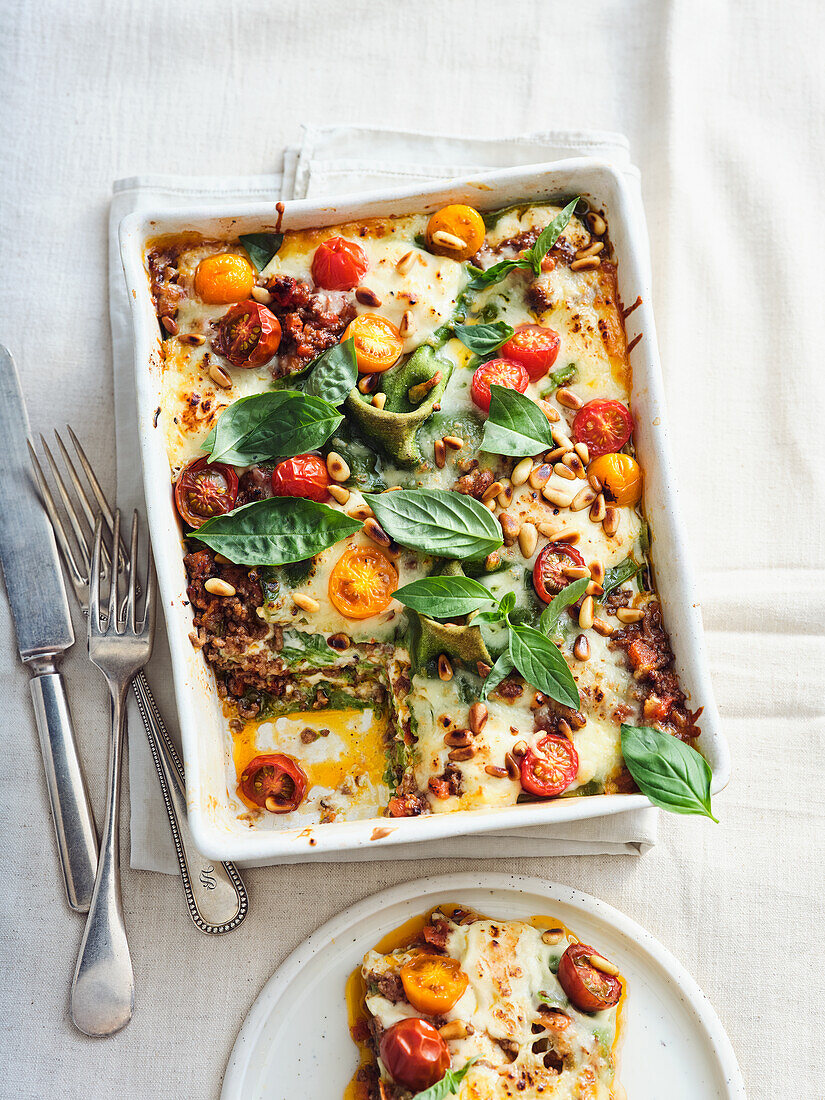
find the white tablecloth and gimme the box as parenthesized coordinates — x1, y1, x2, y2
(1, 1, 823, 1097)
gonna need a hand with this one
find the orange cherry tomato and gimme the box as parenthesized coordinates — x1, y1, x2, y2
(311, 236, 369, 290)
(400, 954, 469, 1015)
(174, 457, 238, 529)
(588, 452, 642, 506)
(379, 1019, 450, 1092)
(271, 455, 331, 502)
(342, 313, 403, 373)
(470, 358, 529, 413)
(520, 735, 579, 798)
(193, 253, 255, 304)
(500, 324, 561, 381)
(557, 943, 622, 1012)
(425, 204, 486, 261)
(328, 546, 398, 619)
(240, 754, 308, 813)
(572, 399, 633, 459)
(215, 301, 282, 368)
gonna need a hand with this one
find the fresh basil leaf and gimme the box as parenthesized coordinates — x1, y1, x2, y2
(481, 385, 555, 456)
(363, 489, 503, 560)
(453, 321, 514, 356)
(480, 652, 516, 700)
(473, 606, 506, 624)
(538, 578, 590, 636)
(192, 497, 361, 566)
(525, 197, 579, 274)
(392, 576, 498, 619)
(303, 338, 358, 406)
(498, 590, 517, 617)
(508, 623, 580, 709)
(620, 724, 717, 821)
(205, 390, 342, 465)
(543, 363, 577, 392)
(411, 1059, 477, 1100)
(601, 557, 641, 601)
(238, 232, 283, 272)
(467, 257, 525, 292)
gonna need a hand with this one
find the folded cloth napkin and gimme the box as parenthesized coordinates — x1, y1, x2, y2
(109, 125, 657, 873)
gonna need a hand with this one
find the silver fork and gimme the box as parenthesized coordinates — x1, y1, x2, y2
(30, 430, 248, 936)
(72, 511, 155, 1036)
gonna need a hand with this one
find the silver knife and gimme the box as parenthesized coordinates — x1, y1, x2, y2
(0, 346, 98, 911)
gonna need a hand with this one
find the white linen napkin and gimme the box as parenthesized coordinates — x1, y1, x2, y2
(109, 126, 657, 873)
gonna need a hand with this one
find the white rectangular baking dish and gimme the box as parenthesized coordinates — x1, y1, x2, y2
(119, 159, 728, 862)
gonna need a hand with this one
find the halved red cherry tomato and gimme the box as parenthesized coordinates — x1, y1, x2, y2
(311, 236, 369, 290)
(572, 399, 633, 459)
(520, 735, 579, 798)
(500, 325, 560, 382)
(532, 544, 586, 603)
(215, 301, 282, 368)
(271, 454, 330, 502)
(400, 954, 469, 1015)
(328, 547, 398, 619)
(240, 754, 308, 814)
(174, 456, 238, 529)
(379, 1018, 450, 1092)
(557, 943, 622, 1012)
(470, 358, 530, 413)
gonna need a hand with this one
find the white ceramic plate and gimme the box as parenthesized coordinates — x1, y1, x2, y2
(221, 873, 745, 1099)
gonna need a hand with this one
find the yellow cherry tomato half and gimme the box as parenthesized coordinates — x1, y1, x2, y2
(425, 204, 486, 261)
(193, 253, 255, 304)
(342, 313, 404, 374)
(400, 954, 469, 1015)
(328, 546, 398, 619)
(588, 452, 643, 506)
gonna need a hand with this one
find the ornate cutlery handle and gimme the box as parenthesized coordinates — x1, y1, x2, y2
(131, 671, 248, 934)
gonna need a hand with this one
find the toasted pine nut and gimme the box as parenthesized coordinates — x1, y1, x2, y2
(587, 212, 607, 235)
(438, 654, 453, 681)
(556, 387, 583, 410)
(588, 471, 603, 492)
(589, 954, 620, 977)
(548, 528, 580, 545)
(575, 241, 605, 259)
(571, 486, 597, 512)
(328, 483, 350, 505)
(292, 592, 320, 613)
(518, 522, 538, 559)
(250, 285, 272, 304)
(551, 428, 574, 451)
(511, 740, 528, 757)
(482, 480, 505, 503)
(396, 250, 416, 274)
(348, 504, 374, 521)
(439, 1020, 469, 1040)
(328, 632, 350, 651)
(574, 442, 590, 464)
(558, 719, 573, 738)
(326, 451, 350, 482)
(593, 617, 614, 637)
(213, 553, 232, 565)
(399, 310, 415, 337)
(529, 464, 553, 490)
(537, 522, 562, 538)
(484, 498, 496, 512)
(603, 506, 619, 537)
(204, 578, 236, 597)
(408, 373, 441, 404)
(363, 517, 391, 548)
(434, 439, 446, 469)
(497, 482, 514, 508)
(358, 373, 379, 395)
(505, 752, 520, 780)
(578, 595, 595, 630)
(209, 363, 232, 389)
(571, 256, 601, 271)
(563, 565, 590, 579)
(371, 392, 387, 409)
(512, 456, 533, 486)
(589, 561, 605, 584)
(542, 928, 564, 945)
(573, 634, 591, 661)
(355, 285, 381, 306)
(586, 581, 604, 597)
(589, 493, 607, 522)
(161, 315, 178, 335)
(485, 764, 509, 778)
(554, 463, 577, 481)
(448, 745, 476, 762)
(444, 728, 472, 747)
(444, 435, 463, 450)
(616, 607, 645, 623)
(499, 512, 520, 544)
(542, 485, 574, 508)
(178, 332, 206, 346)
(538, 400, 561, 422)
(469, 702, 488, 735)
(431, 229, 467, 250)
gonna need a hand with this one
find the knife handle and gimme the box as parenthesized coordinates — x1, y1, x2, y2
(29, 661, 99, 912)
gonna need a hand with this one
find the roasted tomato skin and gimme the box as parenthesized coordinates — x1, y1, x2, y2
(532, 544, 586, 603)
(328, 547, 398, 619)
(193, 253, 254, 304)
(215, 301, 282, 368)
(400, 954, 469, 1015)
(379, 1018, 450, 1092)
(557, 943, 622, 1012)
(342, 313, 404, 373)
(588, 452, 642, 506)
(520, 735, 579, 798)
(426, 204, 486, 261)
(311, 236, 369, 290)
(174, 457, 238, 529)
(470, 358, 530, 413)
(572, 399, 633, 458)
(240, 754, 308, 813)
(500, 324, 561, 382)
(271, 455, 331, 502)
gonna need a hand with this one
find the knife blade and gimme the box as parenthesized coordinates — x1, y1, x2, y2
(0, 345, 98, 910)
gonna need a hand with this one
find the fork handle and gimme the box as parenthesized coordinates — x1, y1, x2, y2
(131, 672, 248, 934)
(28, 660, 99, 912)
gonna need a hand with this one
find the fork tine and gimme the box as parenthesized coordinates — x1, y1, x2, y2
(66, 426, 128, 573)
(143, 536, 156, 635)
(127, 511, 138, 633)
(89, 515, 104, 630)
(28, 441, 87, 588)
(109, 509, 121, 630)
(54, 430, 99, 534)
(40, 434, 92, 574)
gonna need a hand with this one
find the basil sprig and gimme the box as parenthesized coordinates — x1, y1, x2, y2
(411, 1059, 477, 1100)
(601, 557, 642, 601)
(303, 338, 358, 406)
(453, 321, 514, 356)
(468, 198, 579, 291)
(238, 232, 283, 272)
(538, 577, 590, 636)
(481, 385, 555, 456)
(203, 391, 342, 466)
(621, 724, 718, 821)
(392, 576, 497, 618)
(363, 489, 503, 561)
(192, 497, 361, 565)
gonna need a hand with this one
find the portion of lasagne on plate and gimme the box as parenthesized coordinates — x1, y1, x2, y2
(146, 197, 701, 827)
(348, 906, 625, 1099)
